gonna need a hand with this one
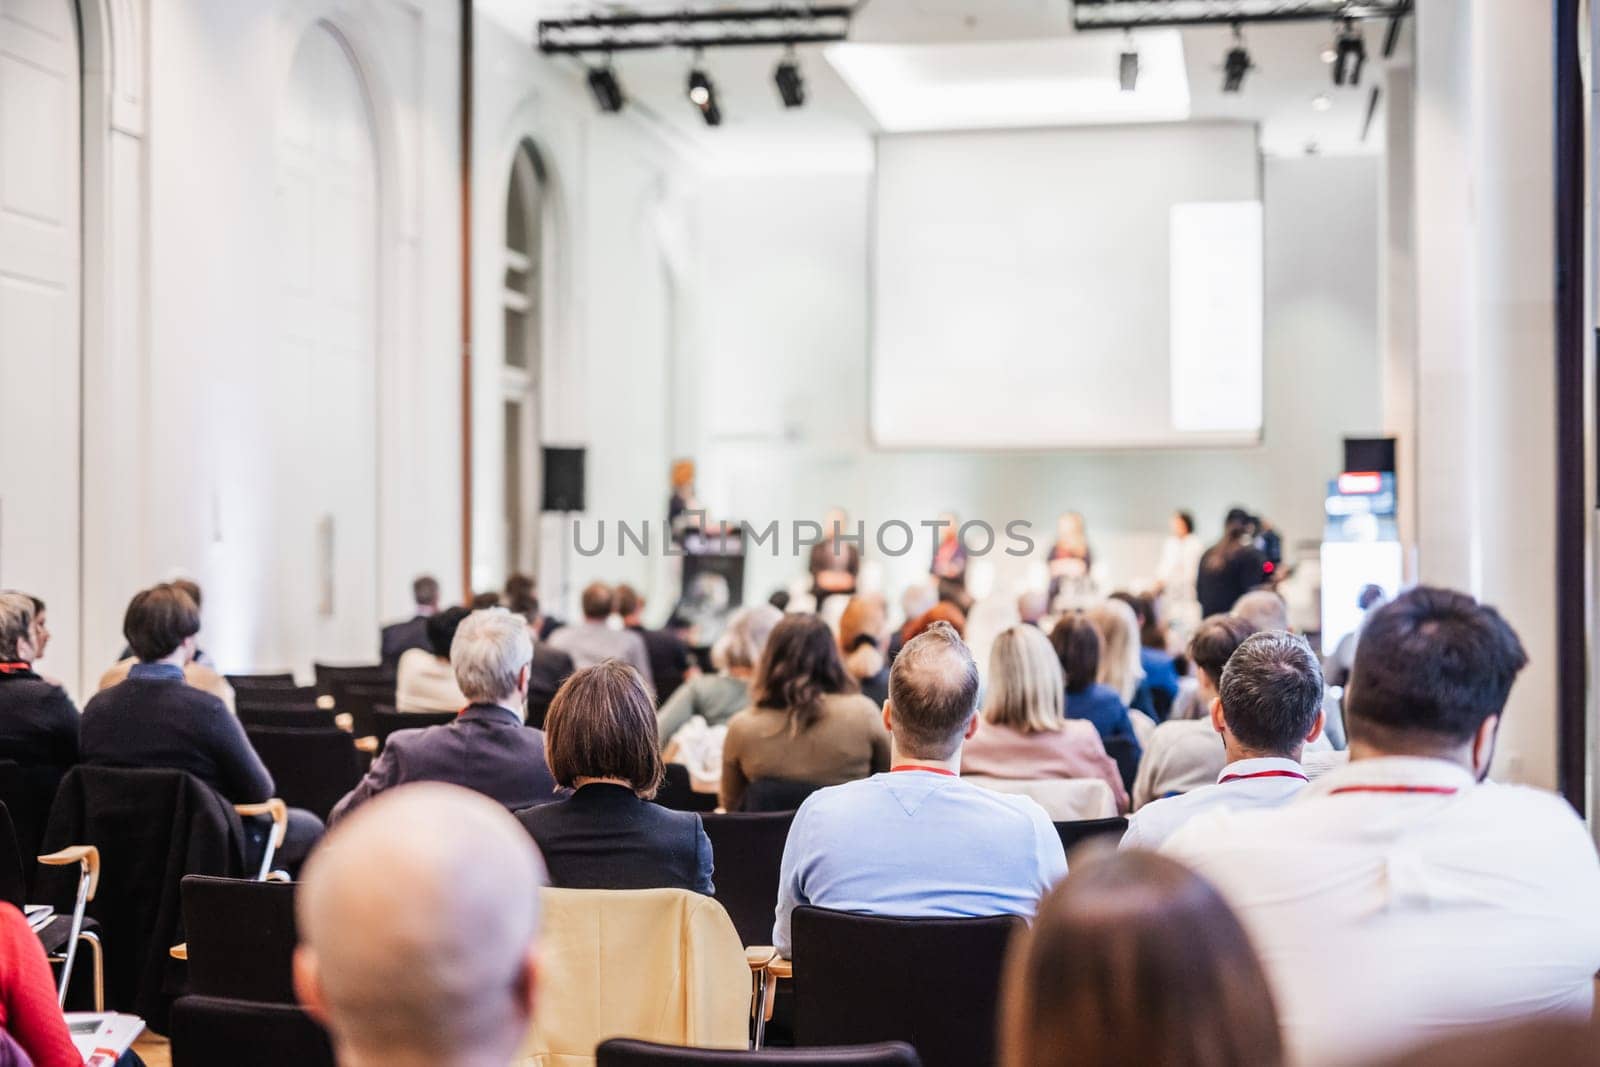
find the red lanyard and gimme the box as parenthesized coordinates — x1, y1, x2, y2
(1219, 769, 1308, 785)
(0, 662, 30, 675)
(1328, 785, 1459, 796)
(890, 765, 957, 777)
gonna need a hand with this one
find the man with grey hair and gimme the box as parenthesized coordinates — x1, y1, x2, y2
(772, 621, 1066, 957)
(0, 592, 78, 767)
(297, 783, 547, 1067)
(329, 609, 557, 823)
(1231, 588, 1291, 634)
(1121, 631, 1325, 851)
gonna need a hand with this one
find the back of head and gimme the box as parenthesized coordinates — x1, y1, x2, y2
(1231, 590, 1289, 634)
(984, 624, 1064, 733)
(1218, 632, 1324, 755)
(471, 591, 503, 610)
(1187, 614, 1258, 685)
(544, 661, 664, 797)
(1346, 586, 1527, 753)
(711, 604, 782, 673)
(1016, 590, 1047, 623)
(425, 606, 471, 658)
(172, 578, 204, 613)
(899, 582, 938, 624)
(1086, 600, 1142, 701)
(1000, 850, 1282, 1067)
(753, 613, 855, 731)
(580, 582, 614, 622)
(0, 593, 35, 662)
(901, 601, 966, 645)
(838, 595, 886, 653)
(450, 609, 533, 708)
(614, 584, 643, 620)
(412, 575, 440, 610)
(886, 621, 979, 760)
(296, 783, 546, 1066)
(1049, 612, 1103, 694)
(124, 583, 201, 663)
(503, 573, 534, 605)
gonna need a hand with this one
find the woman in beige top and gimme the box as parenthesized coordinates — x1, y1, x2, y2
(720, 614, 889, 811)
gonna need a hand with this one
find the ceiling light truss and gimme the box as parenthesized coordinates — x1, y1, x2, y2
(538, 6, 854, 55)
(1073, 0, 1410, 31)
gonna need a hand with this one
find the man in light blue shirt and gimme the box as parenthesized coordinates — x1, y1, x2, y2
(773, 621, 1066, 958)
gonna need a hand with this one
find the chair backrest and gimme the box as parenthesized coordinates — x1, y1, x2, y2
(531, 887, 750, 1065)
(597, 1039, 923, 1066)
(654, 763, 718, 814)
(372, 708, 457, 749)
(225, 673, 298, 691)
(0, 803, 30, 910)
(170, 995, 336, 1067)
(243, 727, 363, 822)
(332, 681, 395, 738)
(700, 811, 795, 946)
(790, 906, 1024, 1067)
(962, 776, 1117, 821)
(180, 875, 298, 1002)
(1101, 736, 1141, 794)
(313, 661, 393, 698)
(0, 759, 68, 892)
(1053, 816, 1129, 854)
(741, 778, 821, 814)
(238, 705, 338, 730)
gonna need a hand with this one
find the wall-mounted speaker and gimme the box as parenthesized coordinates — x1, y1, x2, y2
(541, 447, 586, 513)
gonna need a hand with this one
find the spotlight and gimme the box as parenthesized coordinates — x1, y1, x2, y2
(1333, 20, 1366, 87)
(687, 59, 722, 126)
(1222, 24, 1251, 94)
(587, 60, 625, 113)
(775, 45, 805, 108)
(1119, 32, 1138, 92)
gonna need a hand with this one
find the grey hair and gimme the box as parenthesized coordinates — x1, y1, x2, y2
(711, 604, 783, 672)
(887, 620, 980, 760)
(1231, 589, 1290, 634)
(451, 609, 534, 708)
(0, 594, 33, 661)
(1218, 631, 1324, 754)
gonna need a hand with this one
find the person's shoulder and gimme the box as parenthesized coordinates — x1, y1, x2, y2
(828, 691, 881, 720)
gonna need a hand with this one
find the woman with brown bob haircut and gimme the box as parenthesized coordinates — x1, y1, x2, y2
(517, 661, 713, 894)
(999, 849, 1282, 1067)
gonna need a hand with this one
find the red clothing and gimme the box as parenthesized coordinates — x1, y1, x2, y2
(0, 904, 79, 1067)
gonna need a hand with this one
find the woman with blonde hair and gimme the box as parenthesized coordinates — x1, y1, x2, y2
(999, 850, 1282, 1067)
(961, 625, 1127, 810)
(656, 603, 781, 749)
(1087, 598, 1156, 718)
(837, 594, 890, 706)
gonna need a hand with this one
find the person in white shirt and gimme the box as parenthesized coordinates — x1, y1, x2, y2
(395, 606, 469, 712)
(1153, 509, 1204, 635)
(1123, 632, 1322, 850)
(1165, 586, 1600, 1067)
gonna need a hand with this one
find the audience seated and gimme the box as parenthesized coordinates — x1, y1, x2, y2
(4, 593, 60, 688)
(839, 595, 891, 706)
(394, 606, 470, 712)
(100, 578, 236, 713)
(1231, 588, 1290, 633)
(505, 591, 575, 725)
(960, 624, 1127, 811)
(616, 584, 691, 703)
(0, 594, 78, 768)
(518, 662, 713, 894)
(1166, 587, 1600, 1065)
(657, 604, 781, 750)
(296, 783, 547, 1067)
(901, 602, 966, 645)
(0, 900, 86, 1067)
(331, 609, 557, 822)
(1111, 592, 1178, 706)
(887, 583, 939, 666)
(998, 850, 1282, 1067)
(1122, 632, 1323, 849)
(1050, 613, 1140, 758)
(82, 582, 323, 869)
(720, 614, 889, 812)
(773, 622, 1066, 957)
(1166, 614, 1255, 723)
(379, 574, 439, 668)
(1086, 599, 1156, 719)
(546, 582, 654, 688)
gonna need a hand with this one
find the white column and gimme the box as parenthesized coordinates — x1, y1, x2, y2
(1381, 64, 1417, 579)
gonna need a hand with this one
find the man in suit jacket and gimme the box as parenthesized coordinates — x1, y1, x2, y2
(332, 609, 558, 823)
(0, 593, 78, 769)
(380, 574, 440, 668)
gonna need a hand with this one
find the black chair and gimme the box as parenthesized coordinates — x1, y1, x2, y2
(244, 727, 363, 821)
(236, 685, 321, 708)
(372, 708, 456, 750)
(225, 673, 298, 691)
(789, 907, 1023, 1067)
(654, 763, 718, 814)
(1102, 736, 1140, 795)
(598, 1039, 922, 1066)
(1151, 687, 1175, 722)
(742, 779, 820, 814)
(180, 876, 297, 1002)
(0, 801, 102, 1009)
(332, 681, 395, 738)
(314, 661, 393, 699)
(170, 995, 335, 1067)
(238, 706, 339, 731)
(701, 811, 794, 946)
(1053, 817, 1129, 854)
(0, 760, 69, 890)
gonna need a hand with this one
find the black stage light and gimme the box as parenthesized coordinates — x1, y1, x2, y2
(687, 64, 722, 126)
(775, 46, 805, 107)
(587, 62, 625, 113)
(1222, 25, 1251, 94)
(1334, 20, 1366, 87)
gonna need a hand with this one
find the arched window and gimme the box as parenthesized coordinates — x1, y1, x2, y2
(502, 142, 545, 575)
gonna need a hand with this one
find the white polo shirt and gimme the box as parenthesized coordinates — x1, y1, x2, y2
(1165, 756, 1600, 1067)
(1121, 756, 1308, 852)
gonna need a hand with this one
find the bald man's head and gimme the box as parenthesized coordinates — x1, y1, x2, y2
(295, 784, 546, 1067)
(886, 621, 980, 760)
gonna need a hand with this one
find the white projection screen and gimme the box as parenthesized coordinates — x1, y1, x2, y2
(870, 122, 1264, 449)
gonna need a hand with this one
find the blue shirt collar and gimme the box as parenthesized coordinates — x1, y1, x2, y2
(128, 662, 185, 682)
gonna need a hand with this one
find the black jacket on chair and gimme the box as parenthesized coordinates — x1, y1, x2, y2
(0, 666, 78, 767)
(517, 782, 714, 894)
(526, 645, 576, 730)
(329, 702, 557, 824)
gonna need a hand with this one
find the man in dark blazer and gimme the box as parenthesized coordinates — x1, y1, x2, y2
(379, 575, 440, 668)
(615, 584, 692, 705)
(505, 592, 574, 730)
(0, 593, 78, 768)
(332, 608, 558, 823)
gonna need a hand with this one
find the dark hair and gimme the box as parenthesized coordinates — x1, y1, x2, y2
(543, 661, 665, 798)
(614, 584, 643, 619)
(752, 614, 856, 732)
(425, 606, 471, 657)
(1187, 615, 1258, 686)
(1049, 613, 1102, 694)
(506, 589, 540, 622)
(504, 573, 534, 602)
(124, 583, 202, 662)
(1346, 586, 1528, 750)
(470, 591, 502, 610)
(1000, 850, 1282, 1067)
(1218, 632, 1324, 754)
(1111, 591, 1165, 650)
(172, 578, 203, 612)
(580, 582, 614, 621)
(887, 621, 979, 760)
(767, 590, 791, 613)
(1176, 510, 1196, 536)
(413, 575, 440, 608)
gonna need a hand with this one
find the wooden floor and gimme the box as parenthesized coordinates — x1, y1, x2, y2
(133, 1034, 170, 1067)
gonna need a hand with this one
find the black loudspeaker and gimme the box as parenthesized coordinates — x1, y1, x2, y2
(1343, 437, 1396, 474)
(541, 447, 586, 512)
